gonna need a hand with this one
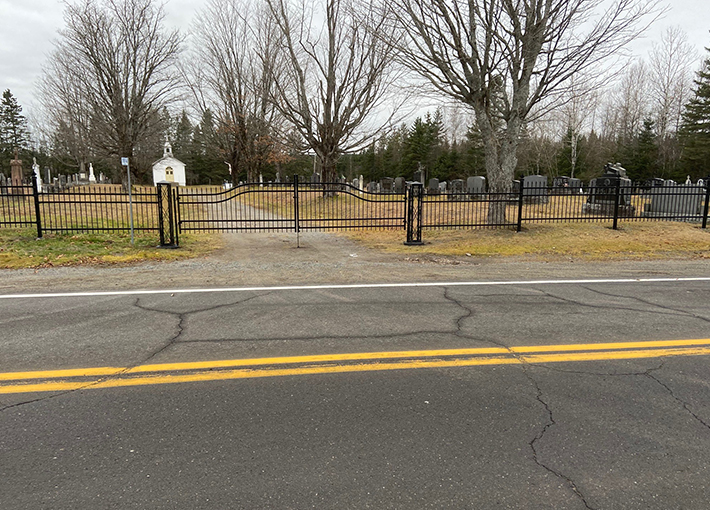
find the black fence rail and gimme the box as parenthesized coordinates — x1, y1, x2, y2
(0, 183, 36, 229)
(515, 182, 710, 230)
(175, 176, 406, 234)
(1, 177, 160, 238)
(37, 184, 159, 235)
(2, 173, 708, 248)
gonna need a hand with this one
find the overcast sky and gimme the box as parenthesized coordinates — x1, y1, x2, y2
(0, 0, 708, 122)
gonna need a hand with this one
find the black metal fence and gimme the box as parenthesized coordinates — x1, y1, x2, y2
(1, 177, 160, 239)
(1, 174, 708, 247)
(176, 175, 406, 234)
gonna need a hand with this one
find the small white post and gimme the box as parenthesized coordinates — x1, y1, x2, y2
(121, 157, 134, 245)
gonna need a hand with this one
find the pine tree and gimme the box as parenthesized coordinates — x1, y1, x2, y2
(0, 89, 30, 157)
(625, 118, 659, 182)
(680, 47, 710, 179)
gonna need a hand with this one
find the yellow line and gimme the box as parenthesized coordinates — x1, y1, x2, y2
(1, 346, 710, 395)
(2, 338, 710, 382)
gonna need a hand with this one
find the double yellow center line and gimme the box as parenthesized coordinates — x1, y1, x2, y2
(2, 339, 710, 395)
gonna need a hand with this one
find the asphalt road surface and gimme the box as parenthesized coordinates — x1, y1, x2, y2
(1, 277, 710, 509)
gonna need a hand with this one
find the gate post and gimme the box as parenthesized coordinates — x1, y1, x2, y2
(404, 182, 424, 245)
(31, 168, 42, 239)
(612, 178, 621, 230)
(293, 174, 300, 233)
(516, 180, 524, 232)
(157, 181, 179, 248)
(702, 181, 710, 229)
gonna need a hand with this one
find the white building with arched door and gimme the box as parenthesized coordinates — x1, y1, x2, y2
(152, 142, 186, 186)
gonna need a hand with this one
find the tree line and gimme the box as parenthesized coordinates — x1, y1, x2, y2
(4, 0, 710, 221)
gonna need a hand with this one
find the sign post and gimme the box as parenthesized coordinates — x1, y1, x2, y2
(121, 157, 135, 245)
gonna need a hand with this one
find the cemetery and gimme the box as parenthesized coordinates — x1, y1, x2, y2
(1, 149, 709, 248)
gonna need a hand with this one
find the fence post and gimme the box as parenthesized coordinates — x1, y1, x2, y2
(293, 174, 300, 234)
(702, 182, 710, 229)
(157, 182, 178, 248)
(404, 182, 424, 245)
(612, 178, 621, 230)
(31, 169, 42, 239)
(516, 180, 524, 232)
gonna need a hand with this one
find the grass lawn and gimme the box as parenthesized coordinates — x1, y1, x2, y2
(0, 229, 221, 269)
(341, 221, 710, 261)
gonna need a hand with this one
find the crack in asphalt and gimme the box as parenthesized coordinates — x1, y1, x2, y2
(441, 286, 595, 509)
(129, 293, 269, 369)
(0, 293, 269, 414)
(532, 287, 694, 321)
(645, 370, 710, 432)
(177, 329, 459, 344)
(580, 286, 710, 324)
(528, 361, 665, 378)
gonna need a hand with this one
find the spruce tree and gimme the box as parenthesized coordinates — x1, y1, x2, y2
(0, 89, 30, 157)
(680, 46, 710, 179)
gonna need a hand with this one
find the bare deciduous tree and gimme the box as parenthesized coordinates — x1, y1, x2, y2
(388, 0, 662, 222)
(188, 0, 282, 182)
(266, 0, 403, 190)
(649, 27, 697, 138)
(39, 46, 94, 175)
(42, 0, 181, 181)
(648, 27, 697, 176)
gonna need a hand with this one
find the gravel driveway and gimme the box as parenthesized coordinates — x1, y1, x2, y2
(1, 231, 708, 294)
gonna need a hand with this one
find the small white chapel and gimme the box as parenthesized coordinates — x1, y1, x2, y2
(152, 141, 186, 186)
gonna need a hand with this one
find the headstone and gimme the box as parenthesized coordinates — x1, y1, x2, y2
(367, 181, 379, 193)
(358, 175, 364, 192)
(259, 173, 263, 187)
(32, 158, 42, 191)
(352, 178, 359, 190)
(380, 177, 394, 193)
(0, 173, 7, 195)
(413, 165, 425, 184)
(568, 178, 582, 193)
(310, 173, 320, 188)
(448, 179, 465, 201)
(89, 163, 96, 183)
(583, 163, 635, 216)
(522, 175, 549, 204)
(10, 149, 24, 195)
(642, 181, 704, 218)
(394, 176, 406, 193)
(467, 176, 486, 199)
(439, 181, 447, 193)
(427, 178, 440, 195)
(45, 167, 51, 184)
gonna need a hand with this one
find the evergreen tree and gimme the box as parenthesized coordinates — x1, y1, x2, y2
(680, 46, 710, 179)
(625, 118, 659, 182)
(172, 111, 193, 160)
(0, 90, 30, 172)
(402, 111, 443, 179)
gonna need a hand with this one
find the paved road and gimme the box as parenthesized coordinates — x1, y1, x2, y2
(1, 278, 710, 509)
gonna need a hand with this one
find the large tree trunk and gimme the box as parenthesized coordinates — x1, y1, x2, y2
(321, 153, 339, 198)
(478, 111, 520, 225)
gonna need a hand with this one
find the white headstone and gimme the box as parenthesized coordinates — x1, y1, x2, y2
(32, 158, 42, 191)
(88, 163, 96, 183)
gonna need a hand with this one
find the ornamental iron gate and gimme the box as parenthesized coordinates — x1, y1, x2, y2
(160, 176, 408, 246)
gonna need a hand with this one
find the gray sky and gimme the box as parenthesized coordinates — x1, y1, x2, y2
(0, 0, 708, 122)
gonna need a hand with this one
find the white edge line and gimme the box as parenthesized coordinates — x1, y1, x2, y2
(0, 277, 709, 300)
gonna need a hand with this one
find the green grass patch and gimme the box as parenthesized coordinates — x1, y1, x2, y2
(0, 229, 221, 269)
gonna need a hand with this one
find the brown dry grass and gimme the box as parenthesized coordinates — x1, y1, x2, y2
(340, 222, 710, 261)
